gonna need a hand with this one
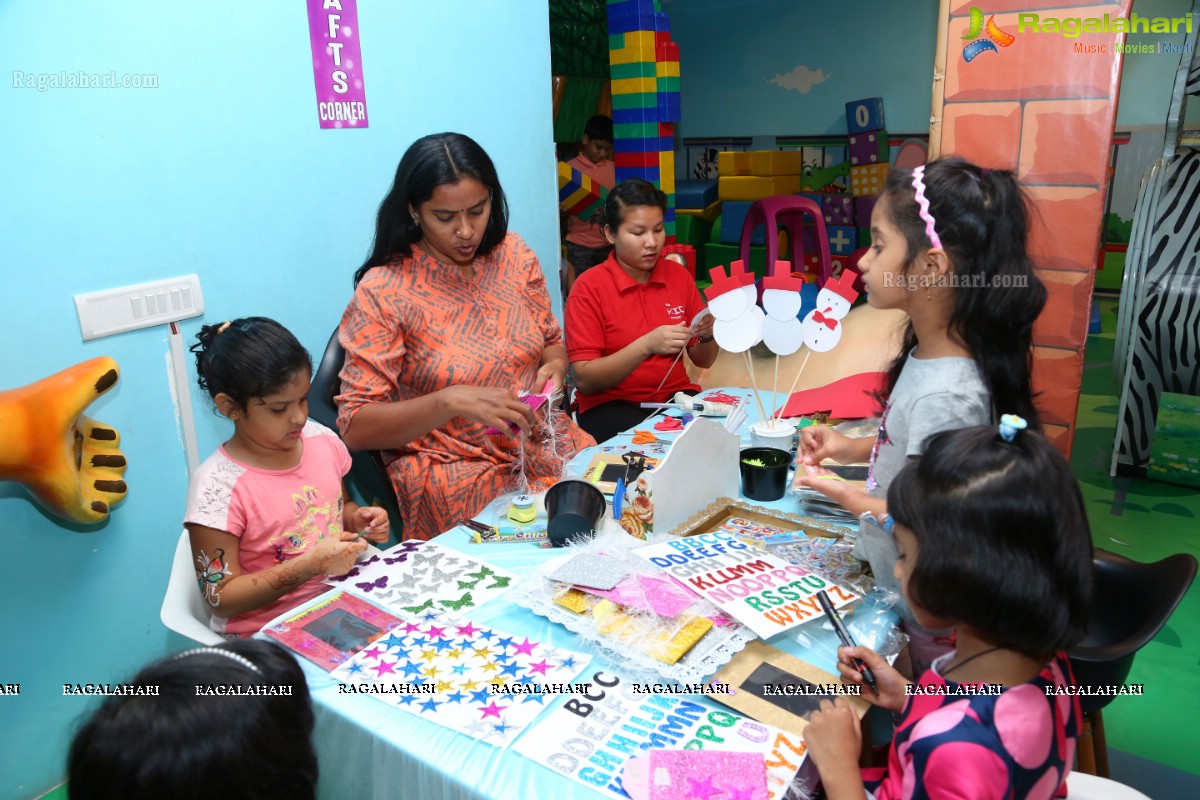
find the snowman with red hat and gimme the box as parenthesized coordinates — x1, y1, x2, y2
(800, 270, 859, 353)
(760, 263, 805, 357)
(703, 260, 763, 354)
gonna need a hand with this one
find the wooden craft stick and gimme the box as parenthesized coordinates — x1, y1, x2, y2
(744, 351, 768, 426)
(783, 349, 813, 412)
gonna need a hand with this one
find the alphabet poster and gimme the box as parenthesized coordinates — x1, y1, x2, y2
(635, 532, 859, 639)
(513, 670, 806, 800)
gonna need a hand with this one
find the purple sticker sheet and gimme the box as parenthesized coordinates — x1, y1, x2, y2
(330, 619, 590, 747)
(325, 540, 515, 619)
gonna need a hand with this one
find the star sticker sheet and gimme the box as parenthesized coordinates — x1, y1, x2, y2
(514, 670, 805, 800)
(330, 619, 590, 747)
(261, 591, 407, 672)
(325, 539, 516, 618)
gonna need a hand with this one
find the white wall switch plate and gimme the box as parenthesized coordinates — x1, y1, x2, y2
(74, 274, 205, 341)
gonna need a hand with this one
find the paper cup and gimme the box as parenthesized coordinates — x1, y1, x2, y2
(750, 420, 797, 451)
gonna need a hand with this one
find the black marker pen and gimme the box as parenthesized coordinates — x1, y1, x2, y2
(816, 589, 879, 695)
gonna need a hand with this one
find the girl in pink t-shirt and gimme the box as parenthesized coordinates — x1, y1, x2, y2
(804, 419, 1092, 799)
(184, 317, 389, 636)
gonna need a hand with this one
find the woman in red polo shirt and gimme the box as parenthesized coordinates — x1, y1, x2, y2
(565, 179, 717, 442)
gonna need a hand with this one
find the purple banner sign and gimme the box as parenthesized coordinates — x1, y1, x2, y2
(306, 0, 368, 129)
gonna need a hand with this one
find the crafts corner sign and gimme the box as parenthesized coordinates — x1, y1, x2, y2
(306, 0, 368, 129)
(961, 6, 1196, 62)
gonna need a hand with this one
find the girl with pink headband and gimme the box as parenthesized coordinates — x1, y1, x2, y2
(794, 156, 1046, 674)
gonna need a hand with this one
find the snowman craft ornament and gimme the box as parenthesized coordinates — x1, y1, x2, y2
(704, 261, 763, 354)
(800, 270, 859, 353)
(760, 265, 805, 357)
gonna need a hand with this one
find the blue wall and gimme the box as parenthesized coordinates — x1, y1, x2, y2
(0, 3, 555, 797)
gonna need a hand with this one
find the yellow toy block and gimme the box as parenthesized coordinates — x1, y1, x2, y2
(749, 150, 802, 177)
(717, 151, 751, 176)
(678, 200, 722, 223)
(850, 163, 890, 197)
(718, 175, 802, 202)
(609, 45, 657, 65)
(612, 76, 656, 95)
(622, 30, 657, 51)
(656, 61, 680, 78)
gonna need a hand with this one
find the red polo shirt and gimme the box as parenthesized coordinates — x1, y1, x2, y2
(565, 253, 705, 414)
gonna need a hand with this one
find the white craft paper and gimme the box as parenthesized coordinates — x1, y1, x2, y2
(637, 417, 740, 534)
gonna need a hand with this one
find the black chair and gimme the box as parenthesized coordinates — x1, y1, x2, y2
(1069, 548, 1197, 776)
(308, 329, 404, 538)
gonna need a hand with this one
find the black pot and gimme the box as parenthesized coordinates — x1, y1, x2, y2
(739, 447, 791, 502)
(544, 479, 607, 546)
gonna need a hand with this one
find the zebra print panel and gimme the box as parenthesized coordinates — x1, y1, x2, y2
(1113, 148, 1200, 471)
(1187, 55, 1200, 95)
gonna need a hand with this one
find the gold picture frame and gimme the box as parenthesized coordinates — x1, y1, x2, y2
(667, 496, 851, 540)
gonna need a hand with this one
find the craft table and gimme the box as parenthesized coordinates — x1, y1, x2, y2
(277, 388, 876, 800)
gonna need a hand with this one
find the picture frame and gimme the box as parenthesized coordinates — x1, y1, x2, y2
(667, 496, 851, 541)
(708, 640, 870, 738)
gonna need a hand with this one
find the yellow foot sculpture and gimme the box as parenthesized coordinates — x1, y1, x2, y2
(0, 357, 128, 524)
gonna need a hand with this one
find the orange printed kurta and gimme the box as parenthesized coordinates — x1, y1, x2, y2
(337, 233, 595, 540)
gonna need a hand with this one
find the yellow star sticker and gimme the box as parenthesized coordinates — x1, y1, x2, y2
(446, 648, 464, 660)
(481, 661, 501, 674)
(460, 678, 480, 692)
(473, 645, 492, 660)
(424, 665, 441, 678)
(436, 680, 454, 693)
(421, 648, 438, 662)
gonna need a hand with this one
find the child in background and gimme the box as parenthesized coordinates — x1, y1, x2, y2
(793, 157, 1047, 673)
(566, 178, 717, 442)
(185, 317, 388, 637)
(563, 114, 616, 293)
(804, 420, 1092, 799)
(69, 640, 318, 800)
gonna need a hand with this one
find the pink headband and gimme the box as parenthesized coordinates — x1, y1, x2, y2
(911, 165, 942, 250)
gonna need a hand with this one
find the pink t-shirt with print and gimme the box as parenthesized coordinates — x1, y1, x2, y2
(184, 420, 352, 636)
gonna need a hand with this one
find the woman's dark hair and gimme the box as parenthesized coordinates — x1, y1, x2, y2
(888, 425, 1093, 660)
(191, 317, 312, 409)
(68, 640, 317, 800)
(598, 178, 667, 232)
(354, 132, 509, 286)
(878, 157, 1048, 426)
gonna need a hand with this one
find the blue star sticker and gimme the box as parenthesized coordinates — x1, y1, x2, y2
(499, 662, 522, 678)
(445, 690, 468, 704)
(470, 688, 492, 704)
(419, 697, 441, 714)
(493, 636, 514, 651)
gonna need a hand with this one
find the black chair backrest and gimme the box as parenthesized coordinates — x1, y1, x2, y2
(307, 329, 403, 534)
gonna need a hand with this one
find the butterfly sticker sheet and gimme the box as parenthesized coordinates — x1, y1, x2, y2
(325, 540, 516, 619)
(330, 619, 590, 747)
(261, 591, 407, 672)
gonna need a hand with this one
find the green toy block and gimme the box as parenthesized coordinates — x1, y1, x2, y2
(615, 121, 659, 139)
(610, 61, 658, 80)
(656, 76, 681, 93)
(612, 92, 659, 110)
(705, 242, 768, 278)
(858, 228, 871, 248)
(675, 212, 711, 249)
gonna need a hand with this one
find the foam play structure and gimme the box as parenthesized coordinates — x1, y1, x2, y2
(0, 356, 128, 524)
(1112, 9, 1200, 476)
(932, 0, 1132, 457)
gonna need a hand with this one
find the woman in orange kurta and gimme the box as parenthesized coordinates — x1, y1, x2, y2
(337, 132, 595, 540)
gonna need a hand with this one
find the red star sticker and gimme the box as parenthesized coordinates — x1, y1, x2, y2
(478, 701, 508, 719)
(511, 637, 536, 657)
(527, 659, 552, 675)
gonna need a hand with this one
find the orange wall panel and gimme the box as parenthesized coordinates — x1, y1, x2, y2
(941, 103, 1023, 168)
(1020, 100, 1113, 185)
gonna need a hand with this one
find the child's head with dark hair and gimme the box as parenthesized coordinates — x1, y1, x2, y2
(68, 640, 317, 800)
(355, 132, 509, 286)
(191, 317, 312, 411)
(871, 156, 1048, 425)
(581, 114, 614, 165)
(887, 423, 1092, 661)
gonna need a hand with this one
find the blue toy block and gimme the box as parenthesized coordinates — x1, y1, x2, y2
(827, 225, 856, 255)
(614, 136, 674, 154)
(616, 165, 661, 183)
(846, 97, 885, 135)
(608, 10, 670, 34)
(611, 107, 663, 125)
(676, 179, 718, 210)
(719, 201, 763, 245)
(1088, 299, 1101, 334)
(607, 0, 658, 17)
(854, 195, 878, 226)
